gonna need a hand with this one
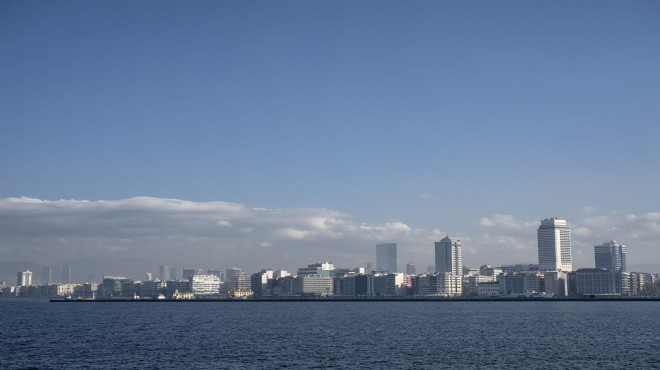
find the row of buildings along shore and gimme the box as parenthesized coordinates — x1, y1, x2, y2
(3, 218, 660, 299)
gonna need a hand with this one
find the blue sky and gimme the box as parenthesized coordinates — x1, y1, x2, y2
(1, 1, 659, 277)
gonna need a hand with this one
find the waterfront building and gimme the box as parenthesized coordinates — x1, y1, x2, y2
(297, 262, 334, 277)
(166, 280, 192, 296)
(594, 240, 627, 272)
(292, 275, 333, 296)
(406, 262, 417, 275)
(376, 243, 397, 273)
(478, 282, 502, 297)
(373, 274, 388, 296)
(574, 268, 622, 296)
(339, 275, 356, 296)
(17, 270, 32, 286)
(121, 281, 139, 298)
(465, 275, 494, 297)
(385, 273, 407, 297)
(191, 274, 221, 296)
(537, 218, 572, 272)
(81, 283, 98, 299)
(501, 272, 544, 295)
(543, 271, 568, 297)
(251, 269, 274, 297)
(354, 274, 374, 296)
(412, 274, 431, 296)
(100, 276, 132, 298)
(428, 273, 462, 297)
(225, 268, 250, 292)
(435, 236, 462, 276)
(142, 280, 167, 298)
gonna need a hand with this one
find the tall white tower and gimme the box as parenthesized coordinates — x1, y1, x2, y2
(537, 218, 572, 272)
(17, 270, 32, 286)
(435, 236, 462, 276)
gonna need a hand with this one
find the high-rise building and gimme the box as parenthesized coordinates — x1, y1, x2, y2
(169, 267, 177, 280)
(406, 262, 417, 275)
(60, 266, 72, 284)
(537, 218, 572, 272)
(376, 243, 397, 273)
(17, 270, 32, 286)
(182, 268, 204, 281)
(435, 236, 462, 276)
(595, 240, 626, 272)
(40, 266, 52, 285)
(159, 265, 170, 281)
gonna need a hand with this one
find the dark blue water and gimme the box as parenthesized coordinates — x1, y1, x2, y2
(1, 300, 659, 369)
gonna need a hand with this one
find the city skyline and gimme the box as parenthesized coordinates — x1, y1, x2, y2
(1, 1, 659, 277)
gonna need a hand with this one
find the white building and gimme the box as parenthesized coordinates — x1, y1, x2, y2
(594, 240, 626, 272)
(435, 237, 462, 276)
(191, 274, 221, 296)
(537, 218, 572, 272)
(292, 275, 333, 296)
(478, 282, 502, 297)
(429, 273, 462, 297)
(17, 270, 32, 287)
(466, 275, 494, 297)
(376, 243, 397, 273)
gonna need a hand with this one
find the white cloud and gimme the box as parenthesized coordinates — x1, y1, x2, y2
(478, 214, 537, 230)
(1, 197, 658, 276)
(582, 205, 596, 214)
(0, 197, 440, 273)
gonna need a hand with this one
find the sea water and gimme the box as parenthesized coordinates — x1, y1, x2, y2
(1, 300, 659, 369)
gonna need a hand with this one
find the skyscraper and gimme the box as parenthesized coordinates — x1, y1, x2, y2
(17, 270, 32, 286)
(40, 266, 52, 285)
(60, 266, 72, 284)
(406, 262, 417, 275)
(537, 218, 572, 272)
(376, 243, 397, 273)
(435, 236, 462, 276)
(159, 265, 170, 281)
(594, 240, 626, 272)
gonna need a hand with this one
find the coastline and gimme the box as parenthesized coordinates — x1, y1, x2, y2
(49, 296, 660, 303)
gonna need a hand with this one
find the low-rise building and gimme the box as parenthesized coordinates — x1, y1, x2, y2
(292, 275, 333, 296)
(191, 274, 221, 296)
(478, 282, 502, 297)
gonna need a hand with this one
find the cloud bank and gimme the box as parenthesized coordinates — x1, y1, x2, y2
(0, 197, 445, 273)
(1, 197, 658, 278)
